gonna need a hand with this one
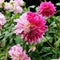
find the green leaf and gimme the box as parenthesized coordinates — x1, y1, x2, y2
(15, 35, 22, 44)
(56, 3, 60, 6)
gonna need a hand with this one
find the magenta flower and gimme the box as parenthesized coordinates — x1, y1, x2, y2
(0, 12, 6, 29)
(38, 1, 56, 17)
(9, 44, 31, 60)
(14, 11, 48, 44)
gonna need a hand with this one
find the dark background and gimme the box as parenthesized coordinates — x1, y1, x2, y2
(5, 0, 60, 7)
(24, 0, 59, 7)
(5, 0, 60, 15)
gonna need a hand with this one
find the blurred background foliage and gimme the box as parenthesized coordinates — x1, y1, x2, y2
(0, 0, 60, 60)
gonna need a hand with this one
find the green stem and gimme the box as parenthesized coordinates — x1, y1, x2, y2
(46, 37, 55, 49)
(47, 41, 54, 49)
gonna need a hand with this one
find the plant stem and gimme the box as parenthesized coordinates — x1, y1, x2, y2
(47, 41, 54, 49)
(46, 37, 55, 49)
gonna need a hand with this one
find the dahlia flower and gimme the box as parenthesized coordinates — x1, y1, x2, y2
(9, 44, 31, 60)
(14, 0, 24, 6)
(14, 11, 48, 44)
(13, 4, 23, 13)
(38, 1, 56, 17)
(0, 12, 6, 29)
(10, 0, 23, 13)
(4, 2, 12, 10)
(10, 0, 24, 6)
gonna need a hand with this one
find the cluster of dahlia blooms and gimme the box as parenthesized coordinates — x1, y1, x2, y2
(14, 11, 48, 44)
(0, 0, 24, 13)
(38, 1, 56, 17)
(9, 44, 31, 60)
(0, 0, 57, 60)
(0, 12, 6, 29)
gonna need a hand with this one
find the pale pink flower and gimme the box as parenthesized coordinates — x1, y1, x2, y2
(14, 0, 24, 6)
(10, 0, 24, 6)
(58, 57, 60, 60)
(14, 11, 48, 44)
(38, 1, 56, 17)
(0, 12, 6, 29)
(9, 44, 31, 60)
(4, 2, 12, 10)
(10, 2, 23, 13)
(10, 0, 24, 13)
(13, 5, 23, 13)
(14, 12, 29, 35)
(0, 0, 4, 2)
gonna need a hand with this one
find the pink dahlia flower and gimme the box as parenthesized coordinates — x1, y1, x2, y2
(14, 0, 24, 6)
(13, 5, 23, 13)
(10, 0, 24, 6)
(9, 44, 31, 60)
(4, 2, 12, 10)
(10, 1, 23, 13)
(10, 0, 24, 13)
(0, 13, 6, 29)
(38, 1, 56, 17)
(14, 11, 48, 44)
